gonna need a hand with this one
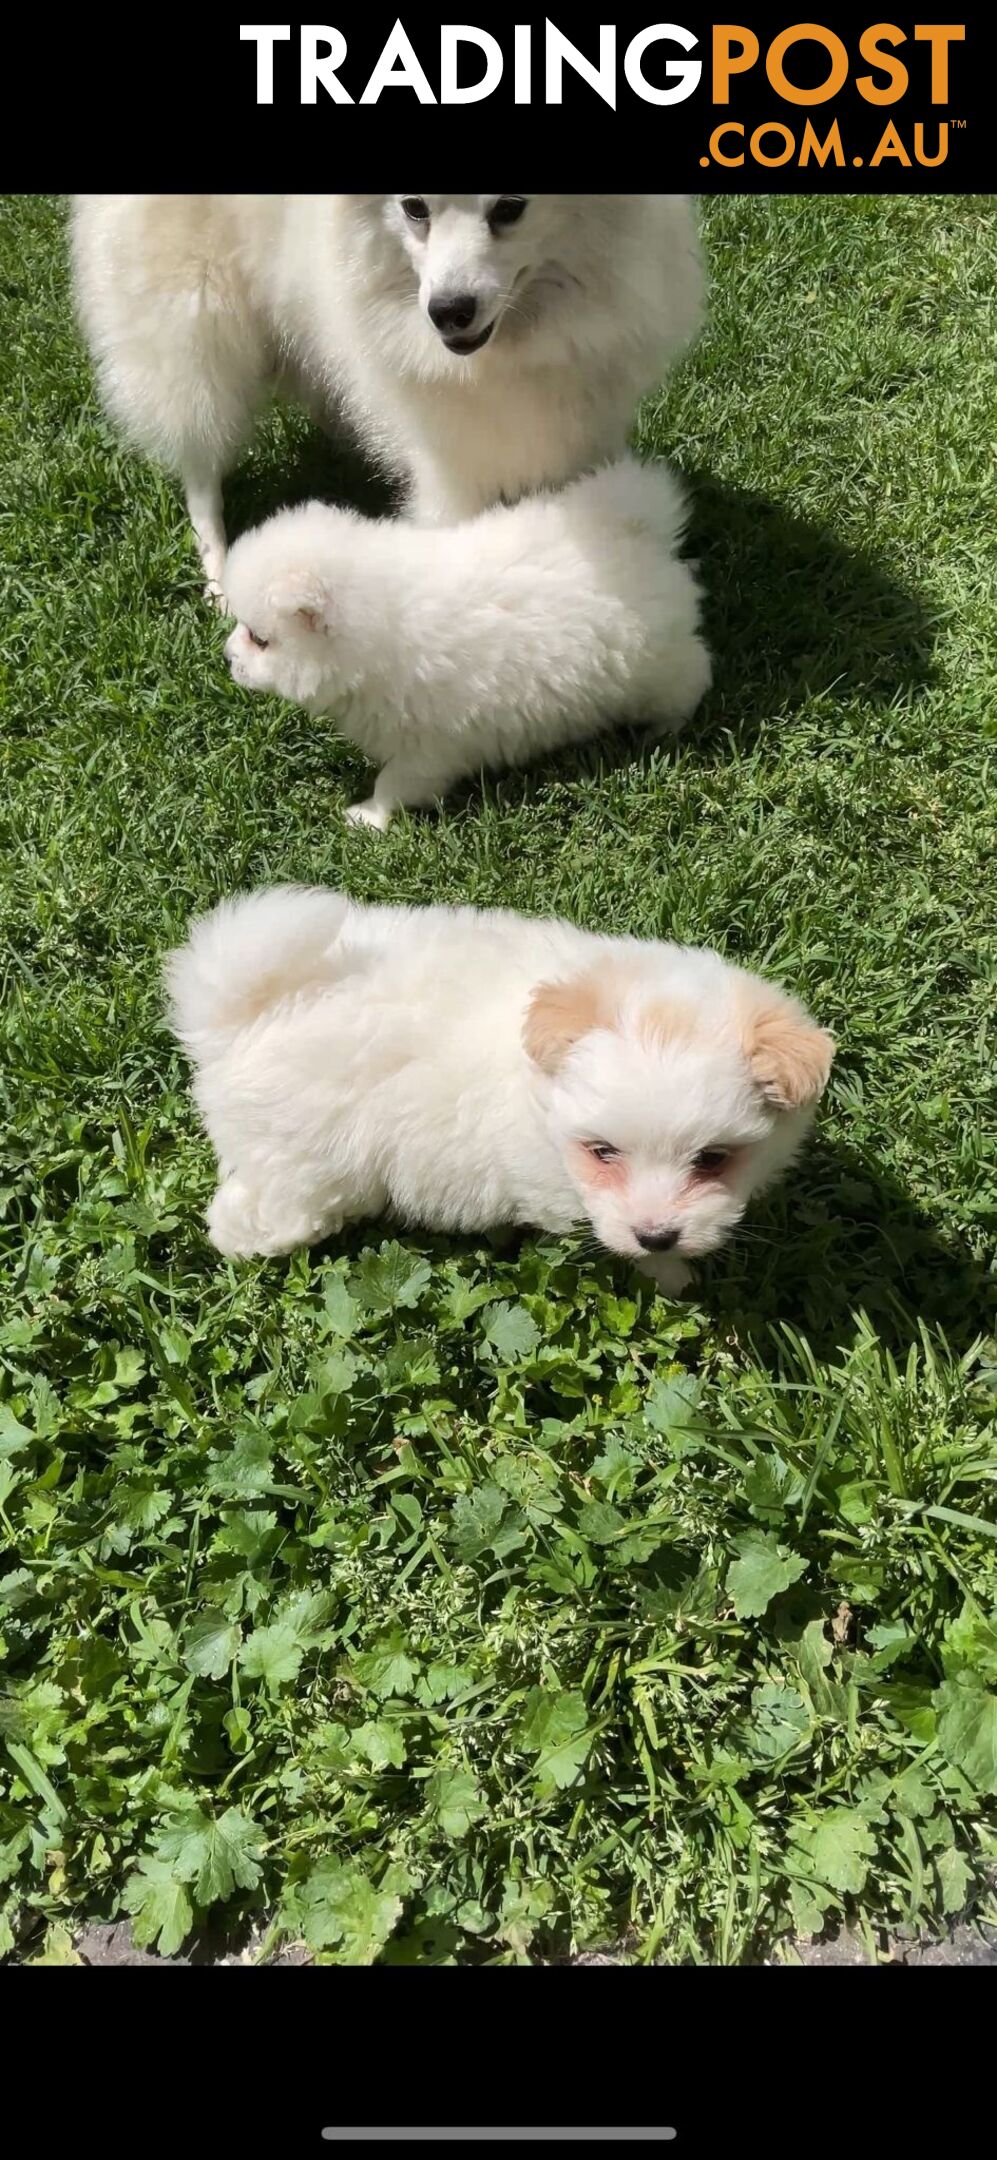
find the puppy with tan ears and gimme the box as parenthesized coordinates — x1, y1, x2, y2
(166, 888, 833, 1290)
(222, 457, 710, 830)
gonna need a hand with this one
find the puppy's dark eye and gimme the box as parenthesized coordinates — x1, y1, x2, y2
(490, 196, 527, 230)
(587, 1142, 621, 1164)
(693, 1148, 729, 1174)
(246, 629, 269, 651)
(401, 197, 430, 225)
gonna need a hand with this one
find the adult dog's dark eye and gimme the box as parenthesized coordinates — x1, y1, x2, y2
(587, 1142, 621, 1164)
(693, 1148, 729, 1174)
(490, 197, 527, 230)
(401, 197, 430, 225)
(247, 629, 269, 650)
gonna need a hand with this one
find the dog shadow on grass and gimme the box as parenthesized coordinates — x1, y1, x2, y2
(563, 461, 939, 796)
(296, 1129, 992, 1376)
(222, 403, 398, 541)
(683, 466, 940, 749)
(439, 1132, 993, 1372)
(700, 1133, 995, 1369)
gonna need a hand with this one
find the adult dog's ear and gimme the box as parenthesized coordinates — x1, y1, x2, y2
(266, 570, 332, 634)
(523, 971, 615, 1075)
(741, 991, 835, 1111)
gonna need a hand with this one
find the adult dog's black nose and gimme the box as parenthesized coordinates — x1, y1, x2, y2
(428, 292, 478, 335)
(636, 1229, 679, 1252)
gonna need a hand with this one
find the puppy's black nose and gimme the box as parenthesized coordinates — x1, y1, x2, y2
(428, 292, 478, 334)
(637, 1229, 679, 1252)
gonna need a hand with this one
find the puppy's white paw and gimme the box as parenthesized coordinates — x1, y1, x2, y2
(344, 798, 392, 834)
(207, 1175, 340, 1259)
(637, 1252, 693, 1298)
(204, 576, 228, 612)
(207, 1177, 264, 1259)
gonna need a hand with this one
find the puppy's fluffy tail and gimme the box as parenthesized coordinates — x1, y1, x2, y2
(571, 454, 691, 553)
(165, 885, 351, 1050)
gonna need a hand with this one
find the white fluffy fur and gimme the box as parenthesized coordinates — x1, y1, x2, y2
(166, 888, 834, 1292)
(222, 458, 711, 828)
(70, 194, 705, 595)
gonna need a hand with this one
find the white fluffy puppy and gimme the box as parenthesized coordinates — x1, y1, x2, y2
(223, 458, 711, 829)
(70, 194, 704, 597)
(166, 888, 834, 1293)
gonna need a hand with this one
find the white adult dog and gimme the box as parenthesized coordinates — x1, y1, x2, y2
(70, 194, 704, 597)
(166, 888, 833, 1293)
(223, 457, 711, 829)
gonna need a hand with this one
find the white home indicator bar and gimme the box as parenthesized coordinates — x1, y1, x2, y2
(321, 2134, 677, 2144)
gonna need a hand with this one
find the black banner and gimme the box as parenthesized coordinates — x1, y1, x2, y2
(5, 1966, 987, 2154)
(4, 11, 990, 193)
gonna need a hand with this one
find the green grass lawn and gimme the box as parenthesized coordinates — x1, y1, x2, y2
(1, 192, 996, 1966)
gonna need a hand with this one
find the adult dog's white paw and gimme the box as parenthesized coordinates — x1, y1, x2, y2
(196, 537, 228, 611)
(344, 798, 392, 834)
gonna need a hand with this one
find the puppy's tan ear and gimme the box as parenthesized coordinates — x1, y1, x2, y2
(741, 992, 835, 1111)
(266, 571, 331, 634)
(523, 972, 614, 1076)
